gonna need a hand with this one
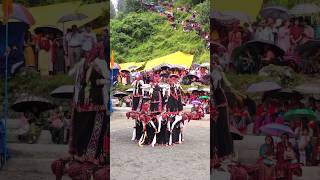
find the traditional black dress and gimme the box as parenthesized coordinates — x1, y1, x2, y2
(176, 85, 183, 112)
(135, 119, 143, 141)
(168, 84, 178, 112)
(132, 80, 144, 111)
(211, 87, 234, 158)
(157, 118, 168, 145)
(150, 84, 162, 112)
(70, 60, 109, 160)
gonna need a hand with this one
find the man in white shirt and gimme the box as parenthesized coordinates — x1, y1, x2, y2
(82, 25, 97, 52)
(66, 25, 83, 69)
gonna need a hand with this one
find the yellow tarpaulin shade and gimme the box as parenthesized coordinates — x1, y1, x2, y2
(26, 1, 106, 31)
(214, 0, 263, 21)
(144, 51, 194, 70)
(119, 62, 145, 71)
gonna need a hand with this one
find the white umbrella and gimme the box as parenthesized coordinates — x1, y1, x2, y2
(289, 3, 320, 15)
(246, 81, 282, 93)
(260, 6, 289, 20)
(294, 82, 320, 94)
(187, 87, 198, 92)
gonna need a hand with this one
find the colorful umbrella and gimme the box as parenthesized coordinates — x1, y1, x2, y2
(260, 123, 294, 137)
(199, 96, 209, 99)
(284, 109, 317, 121)
(1, 3, 35, 25)
(191, 100, 201, 105)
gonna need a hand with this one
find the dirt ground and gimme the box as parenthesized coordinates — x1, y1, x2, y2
(110, 108, 210, 180)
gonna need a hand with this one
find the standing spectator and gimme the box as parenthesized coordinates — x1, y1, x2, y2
(24, 31, 36, 68)
(53, 33, 65, 74)
(278, 20, 291, 53)
(38, 33, 51, 76)
(82, 25, 97, 53)
(66, 25, 83, 69)
(290, 19, 303, 50)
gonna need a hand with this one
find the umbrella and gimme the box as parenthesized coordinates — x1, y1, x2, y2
(199, 96, 209, 99)
(284, 109, 317, 121)
(211, 10, 239, 24)
(260, 123, 294, 137)
(11, 96, 56, 112)
(294, 82, 320, 94)
(34, 26, 63, 35)
(246, 81, 282, 93)
(229, 125, 243, 140)
(244, 40, 285, 56)
(160, 73, 169, 78)
(1, 4, 35, 25)
(169, 74, 179, 79)
(263, 89, 303, 100)
(260, 6, 289, 20)
(57, 12, 88, 23)
(295, 40, 320, 56)
(201, 87, 210, 92)
(126, 88, 134, 93)
(289, 4, 320, 15)
(200, 63, 210, 68)
(113, 91, 128, 98)
(191, 100, 201, 105)
(223, 11, 251, 23)
(186, 73, 199, 80)
(50, 85, 74, 99)
(187, 87, 198, 92)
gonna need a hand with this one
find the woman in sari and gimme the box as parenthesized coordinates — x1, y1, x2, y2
(257, 135, 276, 180)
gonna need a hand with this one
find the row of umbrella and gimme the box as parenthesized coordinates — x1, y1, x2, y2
(246, 81, 320, 95)
(212, 3, 320, 23)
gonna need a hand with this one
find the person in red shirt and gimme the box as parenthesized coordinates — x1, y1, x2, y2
(290, 19, 303, 49)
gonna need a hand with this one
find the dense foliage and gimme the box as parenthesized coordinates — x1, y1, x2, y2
(111, 12, 208, 63)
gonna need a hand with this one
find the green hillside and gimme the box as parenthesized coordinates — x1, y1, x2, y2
(111, 1, 209, 64)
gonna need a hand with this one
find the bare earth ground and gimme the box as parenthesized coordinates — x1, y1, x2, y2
(110, 107, 210, 180)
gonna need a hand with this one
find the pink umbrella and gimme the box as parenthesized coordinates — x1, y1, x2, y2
(4, 4, 35, 25)
(260, 123, 294, 137)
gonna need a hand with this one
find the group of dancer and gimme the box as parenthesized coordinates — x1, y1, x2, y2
(126, 74, 205, 147)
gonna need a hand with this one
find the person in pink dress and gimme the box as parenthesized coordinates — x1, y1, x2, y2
(278, 20, 291, 54)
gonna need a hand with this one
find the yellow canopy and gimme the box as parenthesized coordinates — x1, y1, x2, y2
(27, 1, 107, 31)
(214, 0, 263, 20)
(119, 62, 145, 71)
(144, 51, 194, 70)
(93, 27, 106, 35)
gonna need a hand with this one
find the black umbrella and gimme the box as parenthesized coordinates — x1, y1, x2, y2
(263, 89, 303, 100)
(260, 6, 289, 20)
(50, 85, 74, 99)
(57, 13, 88, 23)
(34, 26, 63, 35)
(11, 96, 56, 112)
(186, 73, 199, 80)
(244, 40, 285, 56)
(295, 40, 320, 56)
(113, 91, 128, 98)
